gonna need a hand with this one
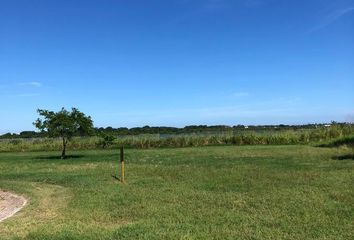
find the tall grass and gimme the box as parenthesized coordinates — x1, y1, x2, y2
(1, 124, 353, 152)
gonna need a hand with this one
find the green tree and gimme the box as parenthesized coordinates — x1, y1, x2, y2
(33, 107, 93, 159)
(98, 132, 116, 149)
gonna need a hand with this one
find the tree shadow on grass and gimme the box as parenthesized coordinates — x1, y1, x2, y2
(332, 154, 354, 160)
(35, 155, 85, 160)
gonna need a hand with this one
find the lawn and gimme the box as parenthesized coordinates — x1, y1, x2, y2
(0, 145, 353, 239)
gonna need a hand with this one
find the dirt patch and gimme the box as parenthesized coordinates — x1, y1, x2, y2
(0, 191, 27, 223)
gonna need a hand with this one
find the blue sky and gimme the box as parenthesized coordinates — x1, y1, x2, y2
(0, 0, 353, 133)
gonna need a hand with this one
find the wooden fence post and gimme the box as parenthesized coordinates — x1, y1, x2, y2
(120, 146, 125, 183)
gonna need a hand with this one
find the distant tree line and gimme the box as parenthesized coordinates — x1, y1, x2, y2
(1, 122, 352, 139)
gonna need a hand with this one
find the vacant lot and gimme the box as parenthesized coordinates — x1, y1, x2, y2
(0, 146, 353, 239)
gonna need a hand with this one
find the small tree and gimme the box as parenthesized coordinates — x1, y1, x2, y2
(98, 132, 116, 149)
(34, 107, 93, 159)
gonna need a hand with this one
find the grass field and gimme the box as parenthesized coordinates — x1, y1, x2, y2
(0, 145, 353, 239)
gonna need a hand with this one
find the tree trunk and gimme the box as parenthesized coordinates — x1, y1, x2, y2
(61, 137, 67, 159)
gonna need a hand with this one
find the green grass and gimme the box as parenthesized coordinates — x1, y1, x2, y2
(0, 145, 353, 239)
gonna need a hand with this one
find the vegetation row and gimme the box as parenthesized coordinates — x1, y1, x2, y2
(1, 124, 353, 152)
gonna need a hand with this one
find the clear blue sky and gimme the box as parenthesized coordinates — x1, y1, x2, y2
(1, 0, 353, 133)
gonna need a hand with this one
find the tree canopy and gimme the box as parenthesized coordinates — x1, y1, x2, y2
(34, 107, 93, 158)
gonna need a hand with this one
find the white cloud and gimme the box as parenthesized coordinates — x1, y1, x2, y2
(18, 81, 42, 87)
(310, 7, 354, 32)
(29, 81, 42, 87)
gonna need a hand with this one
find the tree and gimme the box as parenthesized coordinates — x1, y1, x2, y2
(98, 132, 116, 149)
(33, 107, 93, 159)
